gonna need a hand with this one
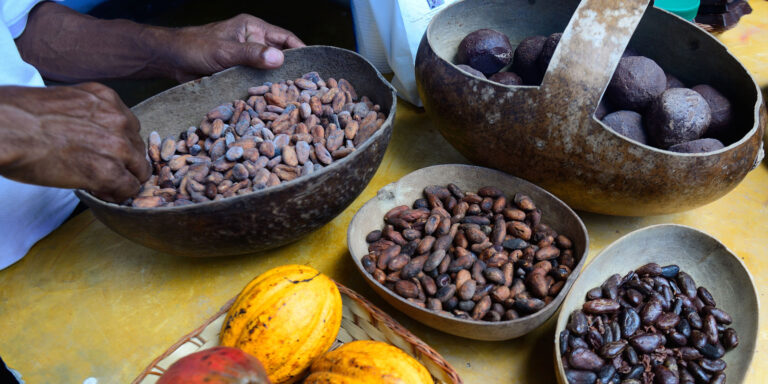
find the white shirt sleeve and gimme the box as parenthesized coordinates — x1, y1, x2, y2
(0, 0, 79, 270)
(2, 0, 48, 38)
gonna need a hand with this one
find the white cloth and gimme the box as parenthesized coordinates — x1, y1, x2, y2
(0, 0, 78, 270)
(351, 0, 459, 106)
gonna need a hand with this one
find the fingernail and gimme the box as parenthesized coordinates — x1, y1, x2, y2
(263, 47, 283, 66)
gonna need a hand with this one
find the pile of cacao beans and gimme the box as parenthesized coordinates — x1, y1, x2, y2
(362, 183, 578, 322)
(560, 263, 738, 384)
(128, 72, 385, 208)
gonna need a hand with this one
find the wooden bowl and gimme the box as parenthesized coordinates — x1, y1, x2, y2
(76, 46, 396, 257)
(415, 0, 765, 216)
(133, 282, 462, 384)
(347, 164, 589, 340)
(554, 224, 759, 383)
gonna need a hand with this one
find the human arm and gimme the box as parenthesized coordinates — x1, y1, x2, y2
(0, 83, 151, 202)
(14, 2, 305, 83)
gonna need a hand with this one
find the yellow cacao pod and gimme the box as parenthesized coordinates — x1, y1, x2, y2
(304, 340, 433, 384)
(220, 265, 342, 384)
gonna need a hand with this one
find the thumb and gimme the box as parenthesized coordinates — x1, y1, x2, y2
(222, 41, 285, 69)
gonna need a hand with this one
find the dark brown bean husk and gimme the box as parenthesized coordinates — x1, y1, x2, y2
(560, 265, 738, 383)
(364, 183, 578, 322)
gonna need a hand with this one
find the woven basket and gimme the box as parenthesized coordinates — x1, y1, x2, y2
(132, 282, 462, 384)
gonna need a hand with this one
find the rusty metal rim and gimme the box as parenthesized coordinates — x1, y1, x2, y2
(423, 2, 763, 158)
(77, 45, 398, 211)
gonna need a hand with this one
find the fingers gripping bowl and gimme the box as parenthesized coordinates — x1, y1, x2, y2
(76, 46, 396, 257)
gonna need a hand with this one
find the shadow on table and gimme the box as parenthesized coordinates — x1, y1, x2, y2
(519, 316, 559, 383)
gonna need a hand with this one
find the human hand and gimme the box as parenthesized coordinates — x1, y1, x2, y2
(15, 3, 306, 84)
(161, 14, 305, 82)
(0, 83, 151, 203)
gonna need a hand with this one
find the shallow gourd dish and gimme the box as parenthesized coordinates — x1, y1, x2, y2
(347, 164, 589, 341)
(554, 224, 758, 384)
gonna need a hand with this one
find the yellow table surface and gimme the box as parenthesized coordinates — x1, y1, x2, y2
(2, 7, 768, 384)
(715, 0, 768, 88)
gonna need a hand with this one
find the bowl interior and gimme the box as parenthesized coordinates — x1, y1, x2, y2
(622, 9, 758, 146)
(348, 164, 589, 340)
(427, 0, 759, 148)
(427, 0, 577, 68)
(554, 224, 758, 383)
(133, 46, 394, 141)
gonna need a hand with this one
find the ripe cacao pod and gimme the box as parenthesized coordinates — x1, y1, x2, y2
(304, 340, 433, 384)
(220, 265, 342, 383)
(157, 346, 270, 384)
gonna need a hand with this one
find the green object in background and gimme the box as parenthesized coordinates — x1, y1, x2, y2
(655, 0, 701, 21)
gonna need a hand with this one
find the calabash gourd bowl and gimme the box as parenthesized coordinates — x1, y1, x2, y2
(77, 46, 396, 257)
(415, 0, 765, 216)
(347, 164, 589, 340)
(554, 224, 758, 384)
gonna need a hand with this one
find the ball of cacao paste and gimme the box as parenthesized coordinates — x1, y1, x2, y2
(646, 88, 712, 148)
(594, 98, 613, 120)
(537, 33, 562, 74)
(692, 84, 733, 139)
(457, 29, 513, 75)
(456, 64, 487, 79)
(512, 35, 547, 85)
(489, 71, 523, 85)
(601, 110, 648, 144)
(668, 138, 725, 153)
(606, 56, 666, 111)
(666, 74, 685, 89)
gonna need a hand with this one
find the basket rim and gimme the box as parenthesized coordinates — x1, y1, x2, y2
(131, 281, 462, 384)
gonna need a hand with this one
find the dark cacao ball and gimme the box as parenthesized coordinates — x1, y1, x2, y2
(606, 56, 666, 111)
(456, 64, 487, 79)
(537, 33, 562, 75)
(601, 110, 648, 144)
(666, 74, 685, 89)
(457, 29, 513, 75)
(512, 35, 547, 85)
(489, 71, 523, 85)
(668, 138, 725, 153)
(692, 84, 733, 139)
(646, 88, 712, 148)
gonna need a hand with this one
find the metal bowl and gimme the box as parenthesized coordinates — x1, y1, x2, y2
(415, 0, 765, 216)
(554, 224, 759, 383)
(347, 164, 589, 340)
(77, 46, 396, 257)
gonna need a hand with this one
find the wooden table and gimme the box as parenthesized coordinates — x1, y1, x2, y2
(1, 4, 766, 383)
